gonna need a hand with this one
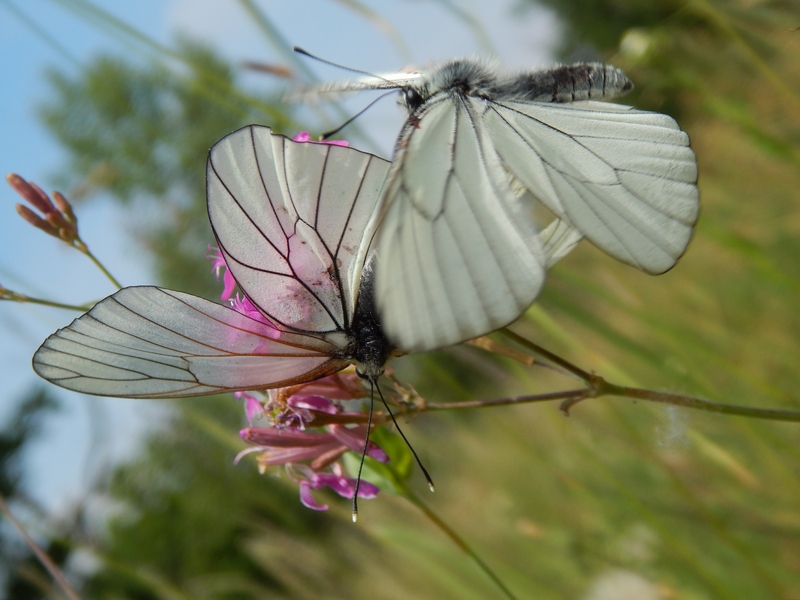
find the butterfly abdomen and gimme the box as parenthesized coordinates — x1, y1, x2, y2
(408, 59, 632, 110)
(348, 257, 394, 379)
(503, 63, 633, 103)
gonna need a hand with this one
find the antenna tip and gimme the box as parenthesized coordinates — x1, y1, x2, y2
(428, 483, 435, 493)
(352, 511, 358, 523)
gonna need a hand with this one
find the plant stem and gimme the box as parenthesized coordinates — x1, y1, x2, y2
(498, 329, 593, 381)
(606, 382, 800, 422)
(0, 493, 82, 600)
(402, 489, 519, 600)
(420, 382, 800, 422)
(1, 293, 92, 312)
(81, 246, 122, 289)
(425, 389, 589, 411)
(421, 330, 800, 423)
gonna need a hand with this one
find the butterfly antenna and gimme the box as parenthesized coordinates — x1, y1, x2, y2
(321, 91, 395, 140)
(352, 380, 376, 523)
(294, 47, 395, 83)
(375, 380, 435, 493)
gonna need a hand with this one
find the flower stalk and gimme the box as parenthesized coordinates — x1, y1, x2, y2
(0, 284, 93, 312)
(401, 488, 519, 600)
(477, 328, 800, 423)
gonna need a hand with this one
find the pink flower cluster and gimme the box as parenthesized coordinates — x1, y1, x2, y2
(234, 377, 388, 510)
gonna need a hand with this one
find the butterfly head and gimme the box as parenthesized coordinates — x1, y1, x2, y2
(398, 58, 503, 113)
(402, 86, 426, 111)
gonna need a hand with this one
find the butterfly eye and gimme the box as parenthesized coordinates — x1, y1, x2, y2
(403, 87, 423, 110)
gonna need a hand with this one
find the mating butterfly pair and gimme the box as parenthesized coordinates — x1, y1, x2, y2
(33, 58, 699, 401)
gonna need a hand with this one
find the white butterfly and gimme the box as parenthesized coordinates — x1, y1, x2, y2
(33, 123, 584, 397)
(303, 54, 700, 352)
(32, 126, 397, 397)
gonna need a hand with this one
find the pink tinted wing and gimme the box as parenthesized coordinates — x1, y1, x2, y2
(32, 286, 348, 398)
(206, 126, 390, 337)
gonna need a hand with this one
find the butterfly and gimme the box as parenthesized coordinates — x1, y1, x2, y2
(33, 124, 583, 397)
(298, 52, 700, 353)
(32, 126, 398, 397)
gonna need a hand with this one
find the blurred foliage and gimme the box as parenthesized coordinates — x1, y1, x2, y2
(0, 388, 58, 500)
(0, 388, 67, 599)
(83, 397, 382, 599)
(6, 0, 800, 598)
(528, 0, 688, 60)
(39, 38, 292, 297)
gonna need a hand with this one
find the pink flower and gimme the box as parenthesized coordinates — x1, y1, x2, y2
(206, 247, 280, 342)
(207, 246, 237, 301)
(295, 464, 378, 511)
(234, 372, 388, 512)
(234, 391, 264, 424)
(292, 131, 349, 147)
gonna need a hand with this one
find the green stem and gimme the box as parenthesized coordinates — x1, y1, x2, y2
(434, 330, 800, 423)
(1, 294, 92, 312)
(235, 0, 318, 82)
(402, 488, 519, 600)
(498, 329, 593, 381)
(1, 0, 81, 66)
(425, 388, 589, 411)
(49, 0, 282, 121)
(605, 382, 800, 422)
(236, 0, 381, 151)
(81, 246, 122, 289)
(422, 382, 800, 422)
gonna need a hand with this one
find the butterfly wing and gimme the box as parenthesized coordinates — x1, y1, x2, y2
(373, 95, 548, 352)
(207, 126, 391, 341)
(34, 128, 391, 398)
(32, 286, 348, 398)
(484, 100, 699, 274)
(539, 218, 583, 268)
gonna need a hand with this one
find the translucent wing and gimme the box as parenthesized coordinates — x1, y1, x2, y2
(32, 287, 348, 398)
(373, 96, 548, 352)
(485, 100, 699, 274)
(207, 125, 391, 340)
(539, 219, 583, 268)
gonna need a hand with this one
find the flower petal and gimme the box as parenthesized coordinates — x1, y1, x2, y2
(257, 443, 344, 466)
(299, 481, 328, 511)
(240, 427, 334, 447)
(312, 472, 379, 499)
(329, 425, 389, 462)
(288, 394, 338, 414)
(235, 391, 264, 423)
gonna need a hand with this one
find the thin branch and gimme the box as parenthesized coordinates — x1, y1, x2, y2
(425, 389, 589, 411)
(417, 345, 800, 423)
(498, 329, 593, 381)
(0, 493, 82, 600)
(402, 489, 519, 600)
(606, 382, 800, 422)
(470, 381, 800, 422)
(1, 291, 93, 312)
(80, 246, 122, 289)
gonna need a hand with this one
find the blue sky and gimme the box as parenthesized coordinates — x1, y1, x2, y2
(0, 0, 559, 512)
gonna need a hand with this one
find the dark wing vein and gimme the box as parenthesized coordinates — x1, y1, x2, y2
(489, 102, 688, 218)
